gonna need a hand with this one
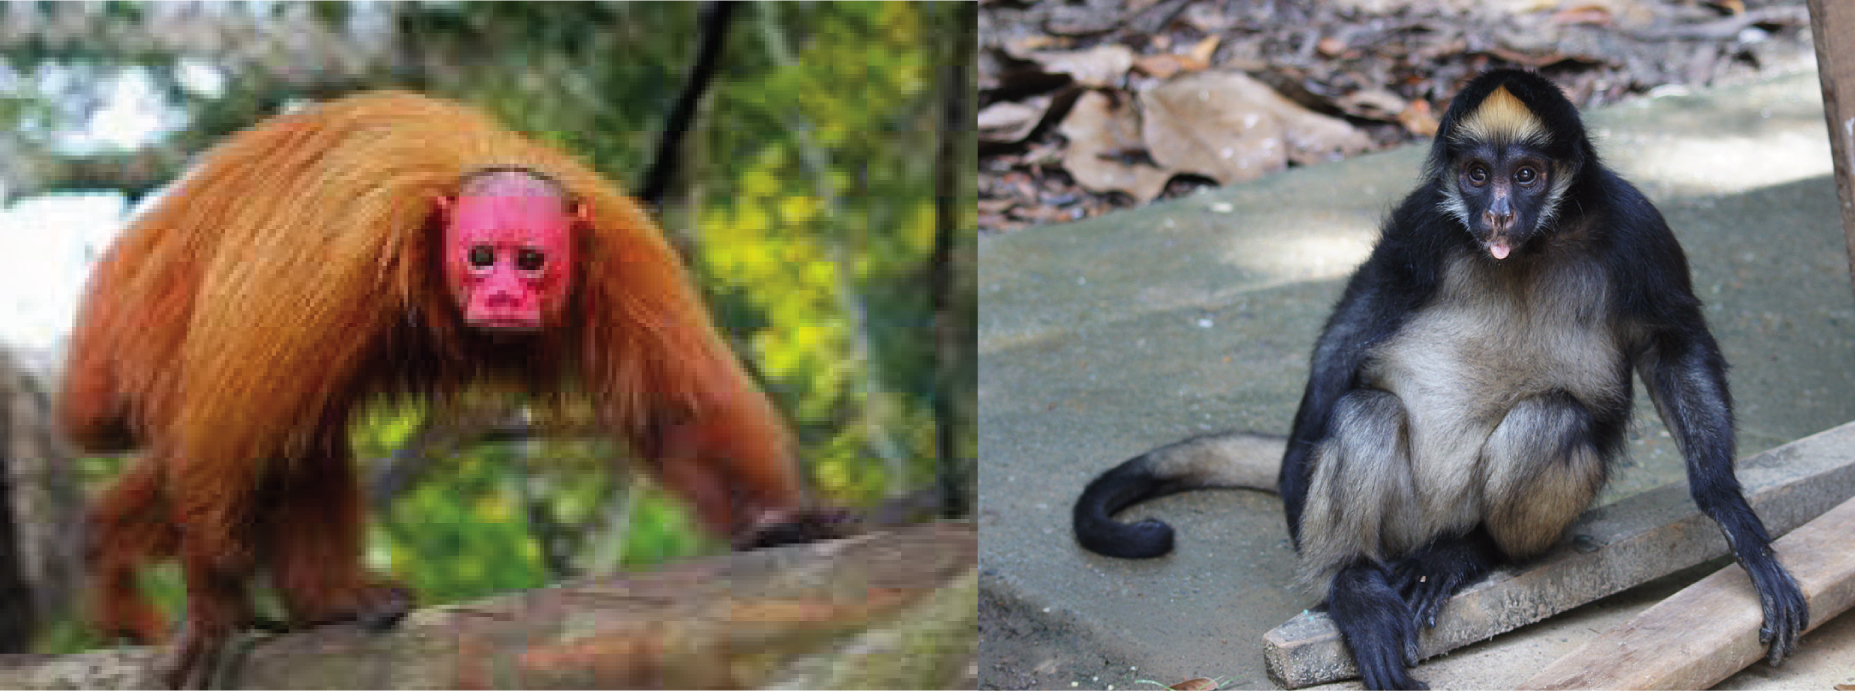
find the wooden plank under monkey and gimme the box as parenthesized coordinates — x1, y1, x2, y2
(1262, 421, 1855, 688)
(1520, 495, 1855, 689)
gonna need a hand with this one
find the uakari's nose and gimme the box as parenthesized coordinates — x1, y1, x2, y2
(483, 289, 520, 309)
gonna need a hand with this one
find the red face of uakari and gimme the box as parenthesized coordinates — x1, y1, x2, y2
(439, 194, 578, 332)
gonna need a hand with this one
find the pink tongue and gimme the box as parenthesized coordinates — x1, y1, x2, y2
(1490, 242, 1511, 260)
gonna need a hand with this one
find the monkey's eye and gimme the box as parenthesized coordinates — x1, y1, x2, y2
(468, 246, 495, 269)
(1466, 164, 1489, 186)
(516, 248, 546, 272)
(1514, 166, 1538, 185)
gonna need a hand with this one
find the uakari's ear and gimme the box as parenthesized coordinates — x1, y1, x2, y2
(573, 202, 593, 228)
(432, 194, 454, 220)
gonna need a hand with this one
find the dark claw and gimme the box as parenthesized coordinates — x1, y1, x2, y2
(356, 584, 416, 632)
(244, 615, 290, 635)
(1743, 551, 1807, 667)
(154, 619, 223, 690)
(1392, 566, 1457, 632)
(734, 507, 856, 550)
(1356, 636, 1428, 691)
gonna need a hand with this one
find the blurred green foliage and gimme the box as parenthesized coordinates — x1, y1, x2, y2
(10, 1, 973, 654)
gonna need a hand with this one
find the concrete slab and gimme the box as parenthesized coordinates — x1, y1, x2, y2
(978, 68, 1855, 690)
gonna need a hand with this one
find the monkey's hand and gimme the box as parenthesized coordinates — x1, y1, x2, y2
(733, 507, 857, 550)
(1744, 551, 1807, 665)
(1387, 535, 1495, 630)
(1391, 566, 1466, 631)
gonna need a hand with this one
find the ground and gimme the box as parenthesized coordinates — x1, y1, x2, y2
(980, 0, 1819, 233)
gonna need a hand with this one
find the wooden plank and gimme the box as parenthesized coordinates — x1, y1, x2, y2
(1809, 0, 1855, 300)
(1262, 421, 1855, 689)
(1520, 495, 1855, 689)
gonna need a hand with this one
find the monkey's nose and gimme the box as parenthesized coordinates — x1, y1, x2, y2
(1482, 209, 1514, 232)
(483, 290, 521, 309)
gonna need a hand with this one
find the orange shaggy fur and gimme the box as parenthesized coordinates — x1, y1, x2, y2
(59, 92, 809, 657)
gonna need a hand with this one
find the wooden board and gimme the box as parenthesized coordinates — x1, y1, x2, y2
(1521, 495, 1855, 689)
(1262, 421, 1855, 689)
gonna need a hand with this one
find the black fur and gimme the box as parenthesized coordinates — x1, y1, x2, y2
(1330, 560, 1426, 690)
(1072, 69, 1806, 689)
(1072, 456, 1190, 558)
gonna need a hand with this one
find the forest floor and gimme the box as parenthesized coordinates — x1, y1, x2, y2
(979, 0, 1819, 233)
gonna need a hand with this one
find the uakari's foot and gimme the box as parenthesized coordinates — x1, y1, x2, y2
(732, 507, 856, 550)
(294, 580, 416, 632)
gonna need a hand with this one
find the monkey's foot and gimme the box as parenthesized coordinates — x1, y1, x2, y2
(295, 580, 416, 632)
(152, 619, 229, 690)
(733, 507, 856, 550)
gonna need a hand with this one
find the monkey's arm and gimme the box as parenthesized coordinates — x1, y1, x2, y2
(1607, 192, 1807, 664)
(1636, 323, 1807, 665)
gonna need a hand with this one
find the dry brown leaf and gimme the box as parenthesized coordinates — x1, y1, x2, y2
(1182, 4, 1235, 32)
(1026, 44, 1135, 88)
(1133, 53, 1208, 79)
(1005, 35, 1064, 56)
(1169, 678, 1220, 691)
(977, 198, 1015, 214)
(1334, 88, 1409, 122)
(1317, 36, 1348, 57)
(1188, 35, 1220, 64)
(1398, 99, 1440, 137)
(1058, 90, 1173, 202)
(1140, 71, 1370, 185)
(1551, 4, 1613, 26)
(1141, 74, 1287, 184)
(979, 99, 1048, 144)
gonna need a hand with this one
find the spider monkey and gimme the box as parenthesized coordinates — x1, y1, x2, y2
(1073, 69, 1808, 689)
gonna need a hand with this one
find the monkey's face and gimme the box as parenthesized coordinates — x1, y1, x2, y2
(1436, 83, 1581, 261)
(1451, 145, 1554, 260)
(440, 195, 578, 333)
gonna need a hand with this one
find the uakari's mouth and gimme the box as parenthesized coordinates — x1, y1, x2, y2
(468, 316, 543, 332)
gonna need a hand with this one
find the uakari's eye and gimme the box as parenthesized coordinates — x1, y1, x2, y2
(1466, 164, 1489, 185)
(1515, 166, 1538, 185)
(516, 248, 546, 272)
(468, 245, 494, 269)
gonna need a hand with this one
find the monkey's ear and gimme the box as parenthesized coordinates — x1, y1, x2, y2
(573, 202, 593, 228)
(432, 194, 455, 221)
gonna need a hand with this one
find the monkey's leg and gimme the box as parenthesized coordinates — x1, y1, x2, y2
(164, 508, 260, 689)
(646, 416, 848, 550)
(651, 450, 850, 550)
(1480, 392, 1606, 561)
(87, 455, 180, 644)
(264, 446, 412, 632)
(1298, 390, 1426, 690)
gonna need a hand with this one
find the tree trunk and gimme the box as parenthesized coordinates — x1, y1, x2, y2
(0, 522, 976, 689)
